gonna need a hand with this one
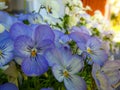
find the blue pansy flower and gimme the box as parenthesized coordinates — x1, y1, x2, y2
(70, 32, 107, 66)
(45, 47, 86, 90)
(92, 60, 120, 90)
(0, 30, 14, 67)
(10, 23, 55, 76)
(0, 83, 18, 90)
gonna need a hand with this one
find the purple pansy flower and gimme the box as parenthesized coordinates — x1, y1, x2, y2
(0, 31, 14, 67)
(45, 47, 86, 90)
(70, 32, 108, 66)
(0, 83, 18, 90)
(92, 60, 120, 90)
(10, 23, 55, 76)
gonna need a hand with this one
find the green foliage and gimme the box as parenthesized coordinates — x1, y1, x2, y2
(19, 69, 65, 90)
(0, 69, 8, 84)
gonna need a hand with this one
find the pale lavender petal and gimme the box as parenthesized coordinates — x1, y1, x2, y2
(86, 37, 101, 50)
(102, 60, 120, 72)
(92, 63, 101, 88)
(52, 64, 64, 82)
(64, 75, 86, 90)
(71, 26, 91, 35)
(90, 50, 108, 66)
(104, 70, 120, 86)
(67, 55, 84, 74)
(45, 47, 72, 66)
(69, 32, 89, 43)
(96, 72, 114, 90)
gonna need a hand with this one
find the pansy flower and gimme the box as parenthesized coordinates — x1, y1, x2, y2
(10, 23, 55, 76)
(0, 83, 18, 90)
(45, 47, 86, 90)
(0, 30, 14, 67)
(92, 60, 120, 90)
(70, 32, 108, 66)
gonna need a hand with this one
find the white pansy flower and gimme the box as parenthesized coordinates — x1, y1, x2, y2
(40, 0, 65, 18)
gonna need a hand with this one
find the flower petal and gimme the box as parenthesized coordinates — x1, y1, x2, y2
(105, 70, 120, 86)
(90, 50, 108, 66)
(102, 60, 120, 72)
(92, 63, 115, 90)
(0, 30, 10, 41)
(64, 75, 86, 90)
(0, 39, 14, 67)
(0, 83, 18, 90)
(0, 11, 19, 30)
(96, 71, 114, 90)
(10, 22, 32, 40)
(14, 35, 33, 58)
(69, 32, 89, 50)
(92, 63, 101, 88)
(71, 26, 91, 35)
(22, 55, 48, 76)
(67, 55, 84, 74)
(52, 64, 64, 82)
(86, 37, 101, 50)
(45, 47, 72, 66)
(69, 32, 90, 43)
(37, 39, 55, 54)
(34, 25, 55, 43)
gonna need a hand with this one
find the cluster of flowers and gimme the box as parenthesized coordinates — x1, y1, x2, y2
(0, 0, 120, 90)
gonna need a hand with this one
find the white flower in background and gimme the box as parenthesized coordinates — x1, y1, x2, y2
(63, 0, 83, 7)
(40, 8, 61, 25)
(68, 15, 79, 28)
(0, 2, 8, 10)
(39, 0, 65, 18)
(64, 0, 90, 16)
(0, 24, 5, 33)
(88, 10, 111, 33)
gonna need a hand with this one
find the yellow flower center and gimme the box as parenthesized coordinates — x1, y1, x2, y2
(31, 49, 37, 57)
(87, 47, 92, 54)
(63, 70, 69, 78)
